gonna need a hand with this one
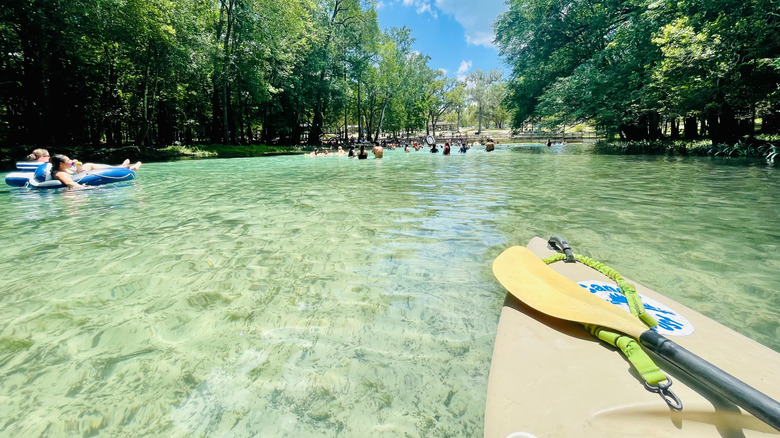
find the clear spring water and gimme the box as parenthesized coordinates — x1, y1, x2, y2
(1, 145, 778, 436)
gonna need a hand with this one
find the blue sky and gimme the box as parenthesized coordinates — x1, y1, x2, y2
(375, 0, 510, 79)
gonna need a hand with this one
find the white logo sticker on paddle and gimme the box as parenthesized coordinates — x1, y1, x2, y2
(578, 280, 695, 336)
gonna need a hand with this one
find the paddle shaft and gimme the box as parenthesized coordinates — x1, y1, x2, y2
(641, 330, 780, 431)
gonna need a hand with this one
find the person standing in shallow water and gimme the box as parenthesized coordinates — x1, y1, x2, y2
(545, 139, 552, 147)
(357, 145, 368, 159)
(372, 142, 384, 159)
(443, 142, 451, 155)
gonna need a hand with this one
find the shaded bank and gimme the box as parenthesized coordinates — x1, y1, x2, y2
(593, 137, 779, 160)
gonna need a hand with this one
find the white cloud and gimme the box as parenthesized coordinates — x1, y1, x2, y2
(399, 0, 438, 18)
(392, 0, 507, 47)
(435, 0, 507, 47)
(417, 3, 435, 16)
(456, 60, 471, 81)
(456, 60, 472, 75)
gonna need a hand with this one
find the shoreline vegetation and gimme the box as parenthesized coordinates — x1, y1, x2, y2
(594, 135, 780, 160)
(494, 0, 779, 148)
(4, 134, 777, 173)
(5, 123, 780, 170)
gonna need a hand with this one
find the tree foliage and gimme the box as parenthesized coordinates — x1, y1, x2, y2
(0, 0, 512, 153)
(495, 0, 780, 143)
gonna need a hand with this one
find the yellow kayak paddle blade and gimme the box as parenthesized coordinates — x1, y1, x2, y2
(492, 245, 647, 339)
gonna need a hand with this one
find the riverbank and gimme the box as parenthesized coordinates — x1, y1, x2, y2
(593, 136, 779, 160)
(4, 135, 778, 172)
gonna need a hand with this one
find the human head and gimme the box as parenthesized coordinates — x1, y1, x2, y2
(49, 154, 70, 178)
(27, 148, 50, 162)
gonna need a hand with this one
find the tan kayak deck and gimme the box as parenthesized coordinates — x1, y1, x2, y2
(484, 237, 780, 437)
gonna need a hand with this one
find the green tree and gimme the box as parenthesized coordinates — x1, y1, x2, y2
(306, 0, 378, 145)
(382, 50, 431, 138)
(651, 0, 780, 142)
(496, 0, 780, 143)
(465, 69, 503, 134)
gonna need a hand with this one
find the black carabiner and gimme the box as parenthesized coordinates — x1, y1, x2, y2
(548, 235, 575, 263)
(644, 378, 683, 411)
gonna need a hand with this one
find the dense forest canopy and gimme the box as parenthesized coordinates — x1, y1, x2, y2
(495, 0, 780, 144)
(0, 0, 508, 152)
(8, 0, 773, 152)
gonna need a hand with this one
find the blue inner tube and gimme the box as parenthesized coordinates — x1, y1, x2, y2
(5, 166, 136, 189)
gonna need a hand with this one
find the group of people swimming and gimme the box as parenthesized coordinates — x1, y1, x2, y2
(26, 148, 142, 188)
(308, 138, 498, 159)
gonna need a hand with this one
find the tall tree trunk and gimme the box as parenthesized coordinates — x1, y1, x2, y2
(344, 74, 349, 143)
(222, 80, 230, 144)
(706, 108, 720, 145)
(308, 2, 343, 145)
(221, 0, 234, 144)
(366, 94, 375, 142)
(212, 8, 225, 144)
(356, 81, 362, 141)
(375, 99, 389, 141)
(671, 118, 679, 140)
(260, 103, 270, 143)
(477, 104, 483, 134)
(139, 60, 151, 146)
(648, 112, 662, 140)
(309, 82, 324, 145)
(101, 44, 122, 146)
(684, 116, 697, 139)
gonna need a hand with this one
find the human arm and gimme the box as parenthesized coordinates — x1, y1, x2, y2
(54, 170, 83, 188)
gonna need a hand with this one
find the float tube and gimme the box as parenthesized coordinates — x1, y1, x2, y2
(485, 236, 780, 437)
(5, 162, 135, 188)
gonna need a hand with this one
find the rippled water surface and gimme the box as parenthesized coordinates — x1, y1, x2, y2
(1, 146, 778, 436)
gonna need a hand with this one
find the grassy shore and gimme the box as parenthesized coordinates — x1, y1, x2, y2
(150, 143, 304, 159)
